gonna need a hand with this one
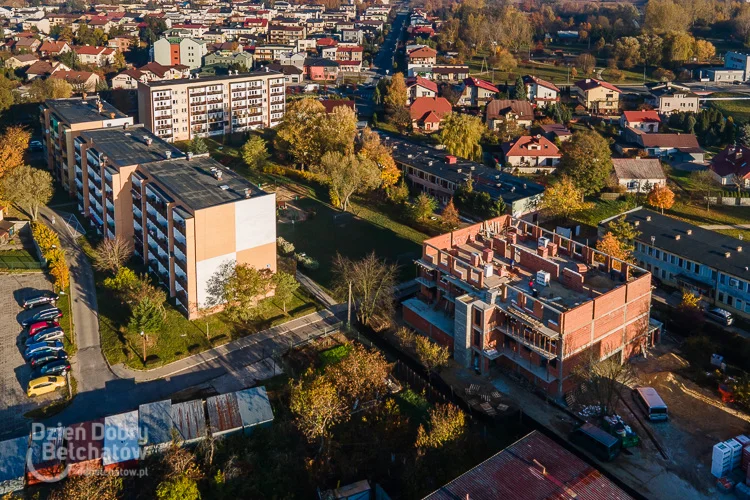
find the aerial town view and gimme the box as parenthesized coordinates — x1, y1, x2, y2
(1, 0, 750, 498)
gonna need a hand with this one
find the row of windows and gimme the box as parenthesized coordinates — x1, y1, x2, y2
(636, 242, 708, 278)
(717, 291, 750, 313)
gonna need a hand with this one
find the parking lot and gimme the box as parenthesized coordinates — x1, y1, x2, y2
(0, 273, 64, 439)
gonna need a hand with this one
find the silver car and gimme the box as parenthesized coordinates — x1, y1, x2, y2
(24, 341, 64, 361)
(26, 327, 64, 346)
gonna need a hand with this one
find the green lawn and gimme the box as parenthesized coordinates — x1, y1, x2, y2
(709, 92, 750, 124)
(318, 343, 353, 368)
(277, 197, 422, 289)
(0, 249, 41, 270)
(571, 198, 638, 229)
(667, 169, 750, 227)
(58, 286, 76, 357)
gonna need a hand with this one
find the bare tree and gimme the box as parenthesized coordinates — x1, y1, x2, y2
(93, 235, 132, 273)
(572, 351, 637, 416)
(332, 251, 397, 327)
(690, 169, 719, 212)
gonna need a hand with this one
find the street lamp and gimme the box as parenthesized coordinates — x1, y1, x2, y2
(140, 330, 146, 363)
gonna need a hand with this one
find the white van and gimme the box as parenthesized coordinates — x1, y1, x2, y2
(635, 387, 668, 421)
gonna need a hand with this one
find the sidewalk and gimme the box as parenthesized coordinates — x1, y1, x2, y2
(296, 271, 338, 308)
(111, 305, 346, 382)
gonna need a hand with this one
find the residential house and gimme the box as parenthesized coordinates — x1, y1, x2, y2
(710, 143, 750, 188)
(406, 76, 437, 104)
(501, 135, 561, 173)
(382, 134, 545, 214)
(12, 37, 41, 53)
(405, 214, 653, 395)
(279, 51, 306, 68)
(431, 65, 469, 82)
(622, 127, 705, 162)
(153, 37, 207, 71)
(254, 44, 295, 62)
(409, 96, 452, 132)
(107, 36, 132, 53)
(266, 63, 304, 84)
(269, 24, 306, 45)
(407, 46, 436, 67)
(50, 71, 101, 92)
(74, 46, 116, 66)
(522, 75, 559, 107)
(304, 57, 339, 81)
(485, 99, 534, 130)
(620, 110, 661, 133)
(645, 82, 700, 115)
(111, 69, 149, 90)
(602, 208, 750, 319)
(25, 61, 68, 80)
(5, 54, 37, 69)
(204, 51, 253, 69)
(540, 123, 572, 142)
(456, 77, 498, 107)
(574, 78, 621, 114)
(38, 41, 70, 58)
(611, 158, 667, 192)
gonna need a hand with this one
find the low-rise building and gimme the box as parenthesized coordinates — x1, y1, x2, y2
(501, 135, 561, 173)
(456, 77, 498, 107)
(304, 57, 339, 81)
(710, 143, 750, 188)
(724, 51, 750, 81)
(405, 214, 653, 397)
(204, 51, 253, 70)
(645, 82, 700, 116)
(406, 76, 437, 104)
(574, 78, 621, 114)
(621, 127, 705, 163)
(407, 46, 436, 67)
(409, 96, 452, 132)
(522, 75, 559, 107)
(269, 24, 306, 45)
(611, 158, 666, 192)
(137, 70, 286, 142)
(153, 37, 207, 70)
(49, 71, 101, 92)
(602, 208, 750, 319)
(485, 99, 534, 130)
(619, 110, 660, 133)
(73, 45, 116, 66)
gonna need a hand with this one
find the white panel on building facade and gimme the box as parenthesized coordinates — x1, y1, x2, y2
(234, 194, 276, 252)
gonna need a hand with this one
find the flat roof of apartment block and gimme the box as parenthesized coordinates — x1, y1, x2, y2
(142, 68, 283, 88)
(140, 156, 265, 210)
(45, 97, 128, 124)
(80, 125, 183, 168)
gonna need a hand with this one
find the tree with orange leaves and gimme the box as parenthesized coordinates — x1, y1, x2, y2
(596, 232, 631, 261)
(358, 127, 400, 189)
(0, 126, 30, 178)
(647, 184, 675, 214)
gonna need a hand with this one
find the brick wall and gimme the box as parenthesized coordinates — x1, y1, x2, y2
(560, 268, 584, 292)
(515, 246, 560, 279)
(403, 306, 455, 351)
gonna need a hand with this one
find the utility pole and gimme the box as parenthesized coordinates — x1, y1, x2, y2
(347, 281, 352, 326)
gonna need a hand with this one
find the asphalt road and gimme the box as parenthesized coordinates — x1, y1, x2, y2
(372, 9, 409, 76)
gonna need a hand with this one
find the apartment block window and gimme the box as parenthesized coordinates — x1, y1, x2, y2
(711, 269, 717, 280)
(678, 258, 684, 267)
(473, 309, 481, 326)
(718, 291, 725, 303)
(473, 331, 480, 347)
(720, 274, 726, 285)
(694, 264, 700, 275)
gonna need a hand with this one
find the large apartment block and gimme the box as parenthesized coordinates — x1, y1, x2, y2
(137, 70, 286, 143)
(603, 208, 750, 319)
(403, 216, 655, 398)
(40, 97, 134, 195)
(72, 123, 276, 318)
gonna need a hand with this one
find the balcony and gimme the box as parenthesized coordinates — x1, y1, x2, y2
(146, 210, 159, 227)
(174, 237, 187, 255)
(131, 187, 141, 201)
(176, 288, 188, 309)
(156, 251, 170, 270)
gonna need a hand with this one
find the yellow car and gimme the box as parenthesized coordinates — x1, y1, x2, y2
(27, 376, 66, 397)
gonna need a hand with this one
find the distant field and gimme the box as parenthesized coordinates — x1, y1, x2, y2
(708, 92, 750, 123)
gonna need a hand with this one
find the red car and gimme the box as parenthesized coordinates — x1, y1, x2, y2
(27, 320, 60, 336)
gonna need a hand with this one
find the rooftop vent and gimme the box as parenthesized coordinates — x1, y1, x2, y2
(143, 135, 152, 146)
(456, 168, 462, 173)
(686, 229, 692, 235)
(428, 160, 433, 166)
(470, 166, 475, 171)
(165, 150, 172, 159)
(187, 151, 193, 160)
(219, 184, 230, 190)
(407, 154, 413, 158)
(726, 251, 731, 258)
(634, 221, 640, 227)
(738, 246, 743, 252)
(646, 215, 652, 222)
(244, 188, 251, 199)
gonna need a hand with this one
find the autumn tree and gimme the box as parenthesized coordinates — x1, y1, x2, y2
(573, 352, 636, 416)
(241, 135, 270, 171)
(1, 165, 54, 220)
(326, 343, 391, 405)
(312, 151, 381, 211)
(439, 112, 486, 161)
(645, 0, 691, 34)
(332, 251, 397, 327)
(384, 72, 407, 108)
(690, 169, 718, 212)
(289, 368, 347, 452)
(415, 335, 450, 377)
(540, 176, 589, 219)
(92, 235, 132, 273)
(492, 48, 517, 72)
(596, 232, 631, 261)
(0, 126, 31, 178)
(647, 184, 675, 214)
(156, 475, 200, 500)
(680, 289, 701, 310)
(271, 270, 298, 314)
(559, 130, 613, 196)
(320, 105, 358, 156)
(441, 198, 460, 230)
(415, 403, 466, 450)
(205, 261, 274, 323)
(49, 257, 70, 292)
(275, 98, 326, 169)
(49, 473, 123, 500)
(576, 53, 596, 75)
(358, 127, 400, 189)
(409, 192, 437, 222)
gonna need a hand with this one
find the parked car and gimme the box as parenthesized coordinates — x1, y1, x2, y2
(28, 140, 43, 151)
(26, 327, 64, 346)
(20, 308, 62, 327)
(32, 360, 71, 378)
(24, 341, 64, 361)
(22, 293, 59, 310)
(29, 351, 68, 369)
(706, 307, 734, 326)
(27, 320, 60, 336)
(27, 376, 66, 397)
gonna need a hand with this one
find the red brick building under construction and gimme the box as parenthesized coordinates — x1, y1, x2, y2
(403, 216, 657, 398)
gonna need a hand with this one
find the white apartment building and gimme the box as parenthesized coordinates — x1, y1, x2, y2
(137, 70, 286, 142)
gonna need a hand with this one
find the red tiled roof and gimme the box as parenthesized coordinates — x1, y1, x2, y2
(50, 70, 97, 85)
(406, 76, 438, 94)
(316, 37, 338, 47)
(409, 96, 452, 122)
(502, 135, 560, 158)
(623, 110, 661, 123)
(39, 41, 68, 53)
(522, 74, 560, 93)
(424, 431, 634, 500)
(576, 78, 621, 93)
(408, 46, 437, 59)
(74, 45, 107, 55)
(465, 77, 499, 93)
(711, 144, 750, 179)
(337, 46, 363, 53)
(629, 128, 701, 150)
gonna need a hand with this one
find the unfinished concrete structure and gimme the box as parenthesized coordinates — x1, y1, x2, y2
(403, 216, 654, 398)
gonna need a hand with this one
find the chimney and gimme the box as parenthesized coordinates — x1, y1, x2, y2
(646, 215, 651, 222)
(143, 136, 152, 146)
(446, 155, 457, 164)
(675, 234, 680, 240)
(82, 92, 87, 100)
(186, 151, 193, 160)
(738, 246, 743, 252)
(686, 229, 692, 235)
(726, 251, 731, 258)
(165, 150, 172, 159)
(97, 101, 103, 112)
(109, 112, 115, 119)
(244, 187, 251, 198)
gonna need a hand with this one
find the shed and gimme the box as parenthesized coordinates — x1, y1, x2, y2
(236, 386, 274, 434)
(139, 400, 173, 456)
(322, 480, 371, 500)
(171, 399, 207, 445)
(207, 393, 243, 437)
(103, 410, 140, 470)
(67, 419, 104, 476)
(0, 436, 29, 495)
(27, 425, 64, 485)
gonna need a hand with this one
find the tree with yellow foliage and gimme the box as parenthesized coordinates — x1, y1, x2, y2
(596, 232, 631, 261)
(647, 184, 675, 214)
(358, 127, 400, 189)
(0, 126, 30, 178)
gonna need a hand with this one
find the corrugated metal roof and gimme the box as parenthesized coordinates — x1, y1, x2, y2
(207, 393, 243, 436)
(139, 400, 173, 448)
(67, 419, 104, 465)
(0, 436, 29, 484)
(236, 387, 274, 429)
(171, 399, 207, 443)
(29, 426, 64, 467)
(423, 431, 634, 500)
(103, 411, 140, 466)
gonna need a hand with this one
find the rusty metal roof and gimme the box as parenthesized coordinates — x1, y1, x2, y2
(423, 431, 634, 500)
(171, 399, 207, 443)
(236, 387, 274, 430)
(206, 393, 243, 436)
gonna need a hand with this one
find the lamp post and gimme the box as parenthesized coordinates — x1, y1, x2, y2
(140, 330, 146, 363)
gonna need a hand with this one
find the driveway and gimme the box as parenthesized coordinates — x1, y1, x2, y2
(0, 273, 64, 439)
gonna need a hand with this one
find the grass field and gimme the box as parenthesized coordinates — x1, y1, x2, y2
(0, 249, 41, 270)
(709, 92, 750, 124)
(278, 196, 422, 289)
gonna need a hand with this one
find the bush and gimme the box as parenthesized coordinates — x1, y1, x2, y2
(294, 252, 319, 270)
(277, 236, 295, 255)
